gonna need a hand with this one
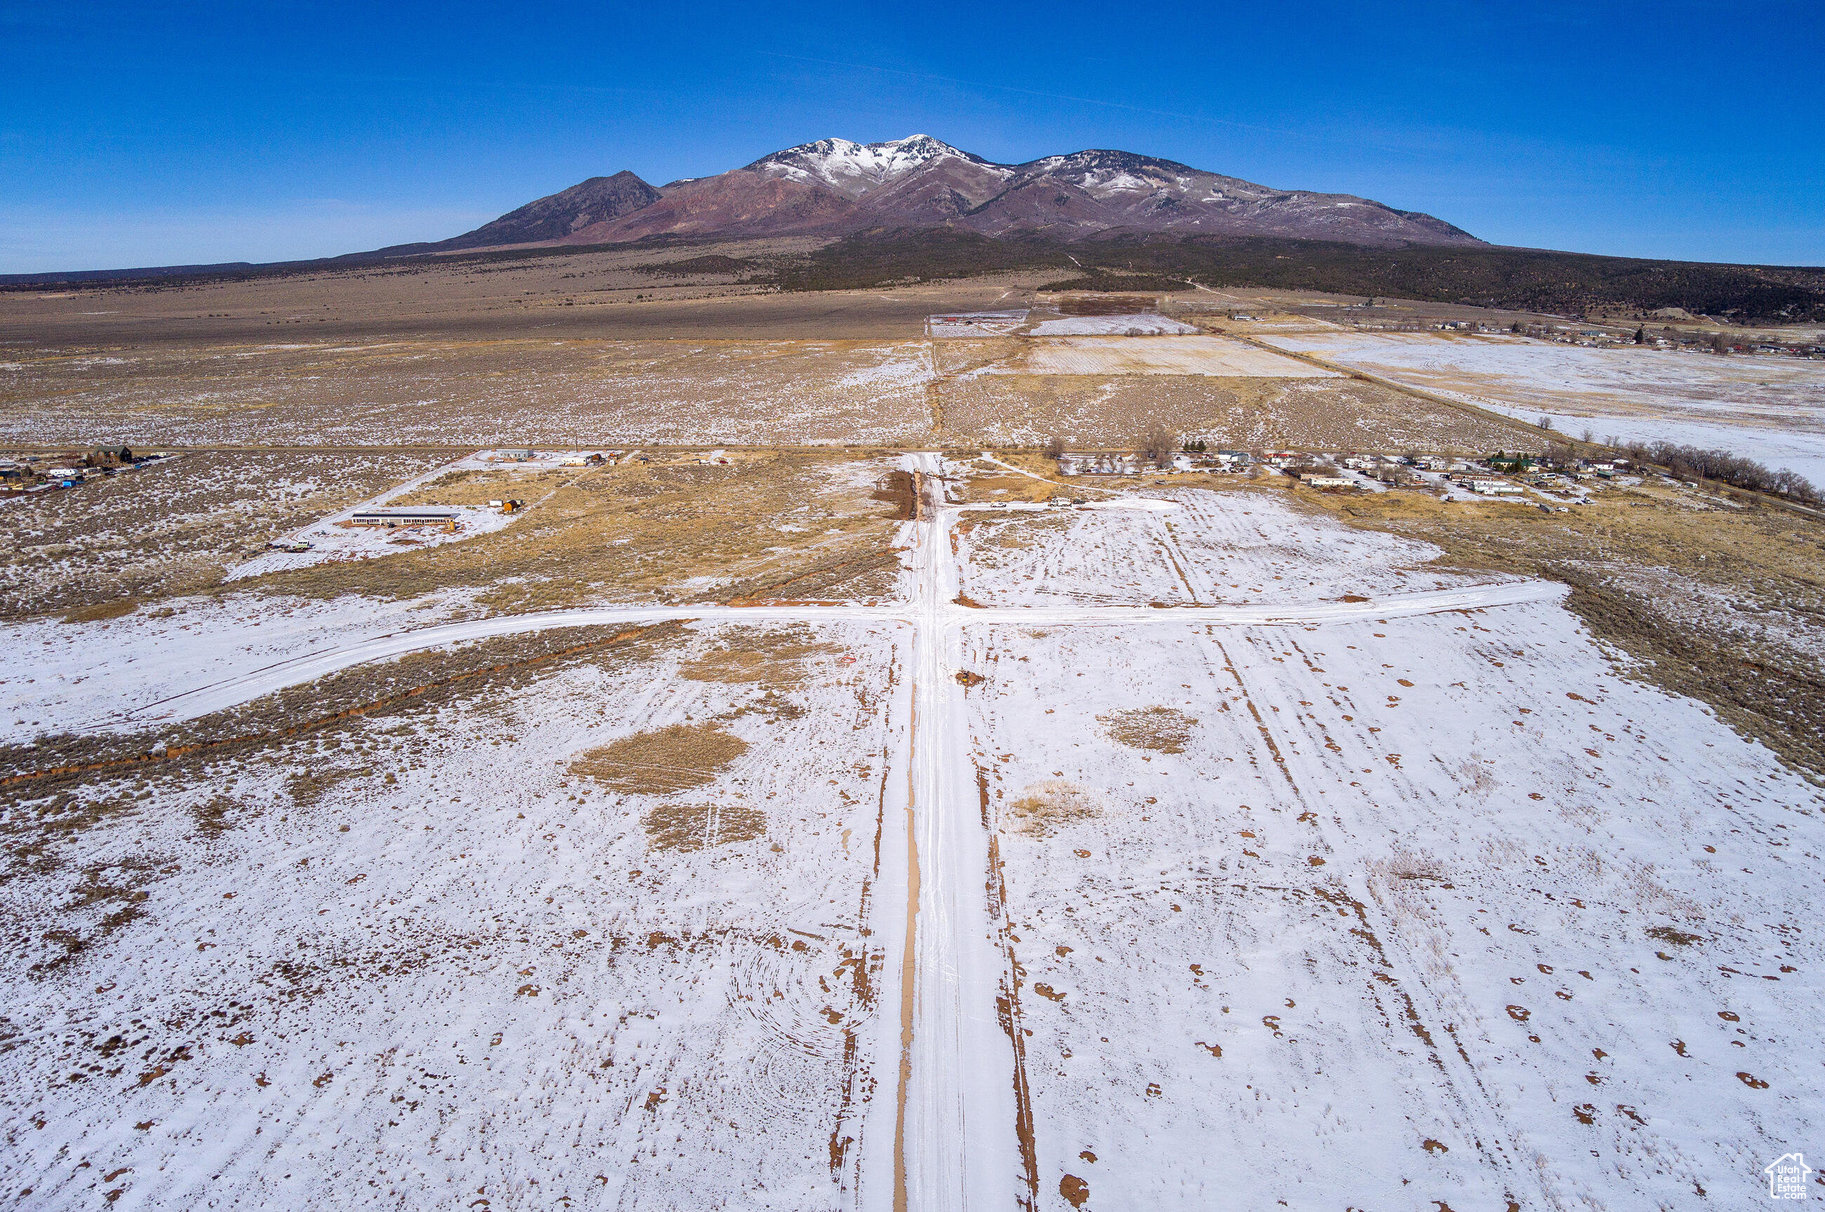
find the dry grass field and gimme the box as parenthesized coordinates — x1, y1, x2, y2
(1, 261, 1549, 451)
(0, 332, 1545, 451)
(251, 450, 909, 613)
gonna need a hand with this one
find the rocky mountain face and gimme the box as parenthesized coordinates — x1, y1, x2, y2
(426, 135, 1481, 251)
(433, 171, 661, 250)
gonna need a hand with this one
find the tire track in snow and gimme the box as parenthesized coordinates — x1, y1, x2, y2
(1207, 627, 1557, 1210)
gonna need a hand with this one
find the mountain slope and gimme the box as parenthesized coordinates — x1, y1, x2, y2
(414, 135, 1483, 252)
(432, 171, 662, 250)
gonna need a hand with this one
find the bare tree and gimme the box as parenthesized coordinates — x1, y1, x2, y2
(1537, 414, 1555, 431)
(1044, 435, 1065, 459)
(1139, 425, 1175, 467)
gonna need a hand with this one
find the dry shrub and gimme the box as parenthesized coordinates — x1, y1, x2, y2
(1007, 779, 1101, 837)
(642, 801, 768, 852)
(1099, 706, 1198, 754)
(61, 598, 138, 623)
(1370, 850, 1454, 888)
(286, 766, 369, 808)
(1646, 924, 1704, 947)
(191, 794, 242, 839)
(679, 632, 836, 685)
(570, 723, 748, 794)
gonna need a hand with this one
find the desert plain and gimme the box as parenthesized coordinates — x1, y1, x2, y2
(1, 253, 1823, 1210)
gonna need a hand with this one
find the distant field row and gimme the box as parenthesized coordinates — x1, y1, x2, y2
(0, 335, 1526, 451)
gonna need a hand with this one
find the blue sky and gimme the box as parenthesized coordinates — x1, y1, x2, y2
(2, 0, 1819, 273)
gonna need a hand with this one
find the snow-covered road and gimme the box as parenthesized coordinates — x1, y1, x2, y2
(116, 583, 1562, 729)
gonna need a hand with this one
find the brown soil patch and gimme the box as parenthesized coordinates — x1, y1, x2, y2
(641, 801, 767, 852)
(1099, 706, 1198, 753)
(569, 723, 748, 794)
(1007, 780, 1101, 836)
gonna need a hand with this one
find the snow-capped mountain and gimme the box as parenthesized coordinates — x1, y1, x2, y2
(746, 135, 1010, 199)
(423, 136, 1481, 251)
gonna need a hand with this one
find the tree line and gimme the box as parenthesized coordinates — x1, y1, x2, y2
(1619, 440, 1820, 506)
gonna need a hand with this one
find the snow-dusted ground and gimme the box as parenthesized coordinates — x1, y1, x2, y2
(5, 618, 913, 1212)
(447, 449, 623, 472)
(226, 506, 519, 580)
(926, 311, 1028, 338)
(0, 590, 480, 744)
(6, 469, 1820, 1209)
(225, 451, 557, 580)
(955, 486, 1497, 607)
(985, 335, 1335, 377)
(1258, 329, 1825, 483)
(965, 605, 1822, 1208)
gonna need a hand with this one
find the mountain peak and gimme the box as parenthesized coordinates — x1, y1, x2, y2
(748, 134, 996, 198)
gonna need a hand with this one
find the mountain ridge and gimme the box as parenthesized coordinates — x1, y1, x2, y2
(414, 134, 1482, 252)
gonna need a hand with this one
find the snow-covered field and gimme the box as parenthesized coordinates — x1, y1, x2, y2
(226, 506, 520, 580)
(224, 450, 603, 580)
(222, 454, 532, 584)
(0, 450, 451, 619)
(0, 341, 944, 447)
(964, 604, 1821, 1208)
(5, 466, 1819, 1209)
(1027, 314, 1200, 336)
(1258, 329, 1825, 482)
(0, 589, 481, 744)
(954, 487, 1492, 607)
(987, 335, 1335, 378)
(3, 618, 912, 1211)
